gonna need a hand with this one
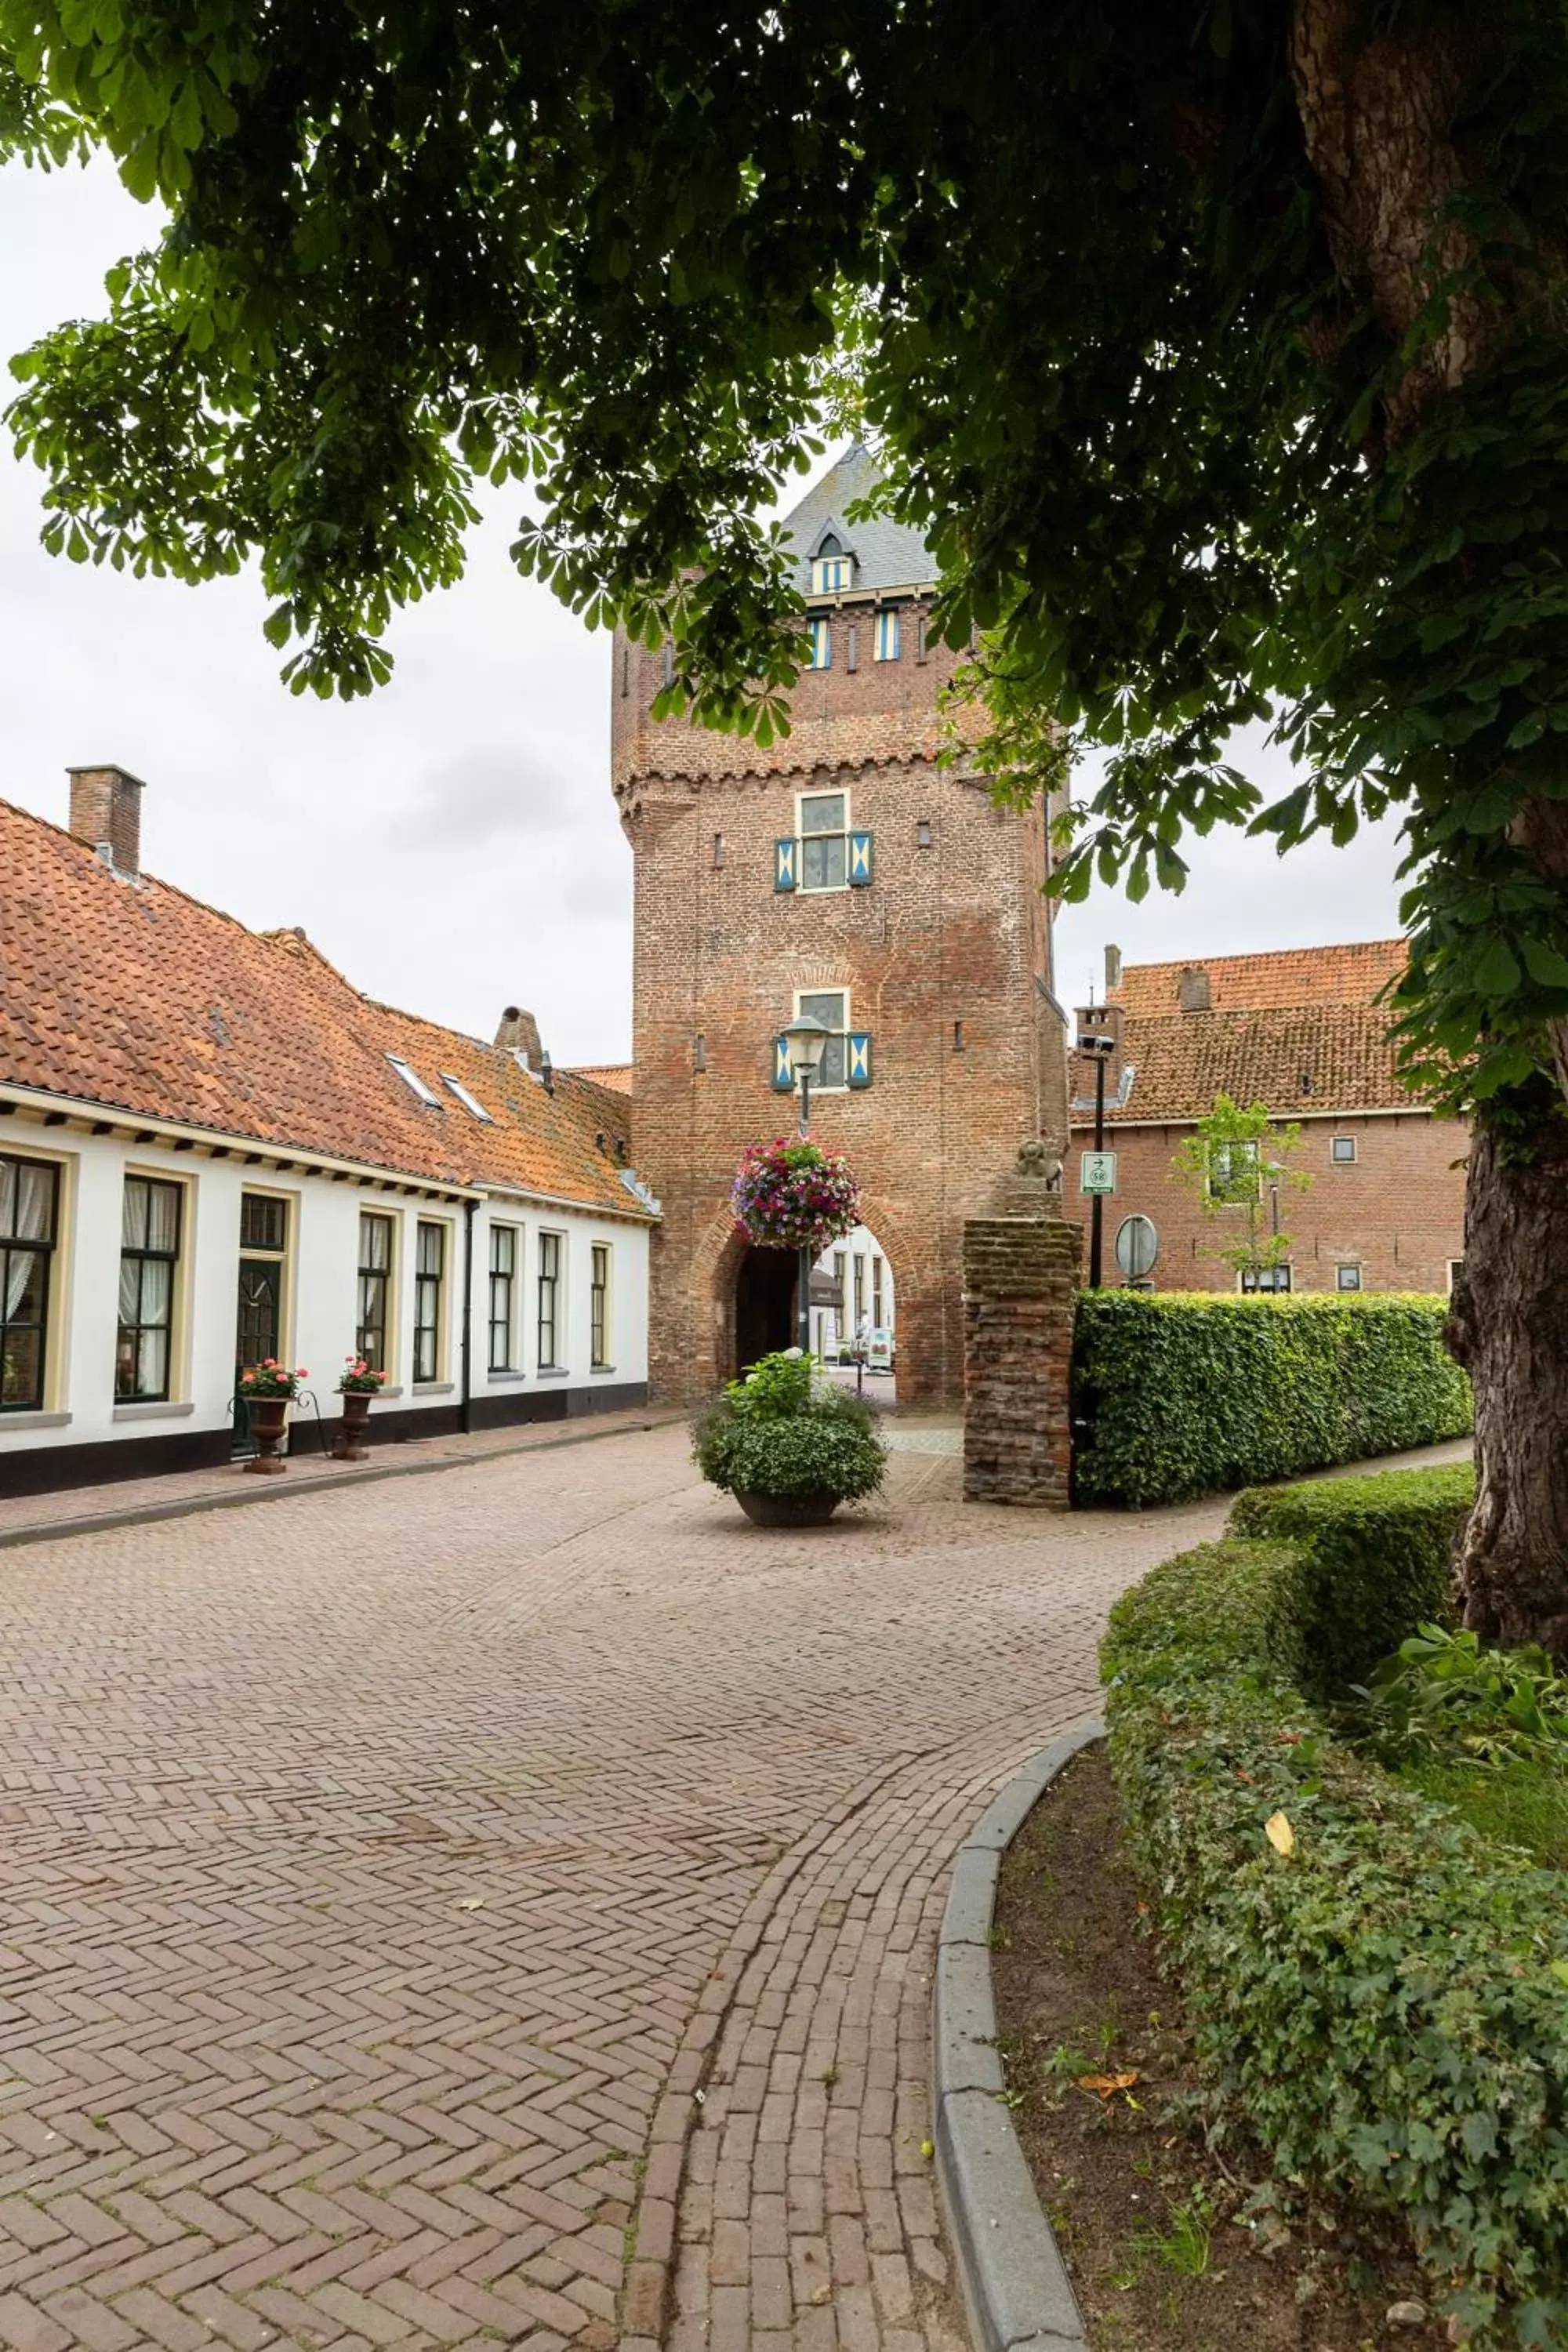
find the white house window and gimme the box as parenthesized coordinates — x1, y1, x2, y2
(590, 1243, 612, 1370)
(357, 1211, 394, 1371)
(1448, 1258, 1466, 1293)
(387, 1054, 441, 1108)
(875, 608, 902, 662)
(488, 1224, 517, 1372)
(808, 616, 833, 670)
(0, 1154, 58, 1413)
(1335, 1263, 1363, 1293)
(414, 1220, 445, 1381)
(797, 989, 849, 1091)
(117, 1174, 182, 1401)
(442, 1074, 493, 1122)
(537, 1232, 564, 1369)
(800, 792, 848, 891)
(1330, 1135, 1357, 1163)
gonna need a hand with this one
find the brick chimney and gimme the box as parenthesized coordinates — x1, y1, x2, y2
(1178, 964, 1212, 1013)
(494, 1005, 544, 1065)
(67, 764, 145, 880)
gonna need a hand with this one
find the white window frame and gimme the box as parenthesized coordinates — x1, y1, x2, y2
(413, 1216, 451, 1385)
(793, 986, 851, 1094)
(387, 1053, 441, 1108)
(115, 1169, 189, 1406)
(442, 1073, 494, 1123)
(1238, 1263, 1292, 1294)
(1447, 1258, 1465, 1294)
(590, 1241, 613, 1371)
(488, 1221, 521, 1374)
(812, 556, 849, 593)
(356, 1206, 398, 1377)
(1330, 1135, 1358, 1164)
(796, 788, 851, 895)
(536, 1229, 566, 1371)
(1334, 1262, 1363, 1293)
(808, 615, 833, 670)
(1206, 1139, 1261, 1203)
(875, 608, 902, 662)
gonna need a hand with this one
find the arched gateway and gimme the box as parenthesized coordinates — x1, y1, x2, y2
(612, 445, 1070, 1408)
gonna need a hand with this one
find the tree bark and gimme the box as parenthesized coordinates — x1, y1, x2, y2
(1448, 1101, 1568, 1651)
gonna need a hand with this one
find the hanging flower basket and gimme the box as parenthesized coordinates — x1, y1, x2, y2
(731, 1138, 862, 1254)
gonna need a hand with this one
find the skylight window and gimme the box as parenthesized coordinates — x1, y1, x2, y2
(442, 1073, 494, 1123)
(387, 1053, 441, 1107)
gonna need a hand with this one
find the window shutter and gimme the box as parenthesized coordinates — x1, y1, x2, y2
(849, 831, 873, 887)
(775, 838, 797, 892)
(848, 1033, 873, 1088)
(773, 1036, 795, 1091)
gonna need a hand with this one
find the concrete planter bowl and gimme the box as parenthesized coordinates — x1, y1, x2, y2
(733, 1488, 841, 1527)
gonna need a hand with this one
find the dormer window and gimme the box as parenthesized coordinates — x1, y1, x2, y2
(811, 532, 851, 595)
(441, 1073, 494, 1122)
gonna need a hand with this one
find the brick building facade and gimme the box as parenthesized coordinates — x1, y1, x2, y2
(1065, 942, 1467, 1294)
(612, 446, 1069, 1405)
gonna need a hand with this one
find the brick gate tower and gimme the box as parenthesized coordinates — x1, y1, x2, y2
(612, 446, 1069, 1407)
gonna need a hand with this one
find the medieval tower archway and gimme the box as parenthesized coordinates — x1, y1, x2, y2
(612, 446, 1070, 1408)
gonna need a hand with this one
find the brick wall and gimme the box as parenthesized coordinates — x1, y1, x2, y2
(962, 1204, 1080, 1504)
(1062, 1111, 1468, 1293)
(615, 599, 1069, 1406)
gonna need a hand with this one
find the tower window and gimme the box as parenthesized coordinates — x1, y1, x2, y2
(811, 534, 850, 595)
(799, 791, 848, 890)
(808, 617, 833, 670)
(876, 609, 902, 662)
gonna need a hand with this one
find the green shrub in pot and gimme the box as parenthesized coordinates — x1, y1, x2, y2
(693, 1350, 887, 1520)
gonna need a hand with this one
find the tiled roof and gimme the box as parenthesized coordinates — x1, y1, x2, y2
(782, 445, 935, 600)
(1092, 1004, 1414, 1125)
(0, 797, 648, 1216)
(566, 1064, 632, 1095)
(1112, 939, 1405, 1016)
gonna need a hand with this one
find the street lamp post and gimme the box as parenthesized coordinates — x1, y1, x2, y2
(1076, 1030, 1116, 1290)
(782, 1014, 831, 1357)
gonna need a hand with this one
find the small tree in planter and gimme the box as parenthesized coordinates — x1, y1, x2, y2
(694, 1350, 887, 1526)
(238, 1358, 308, 1474)
(333, 1357, 387, 1461)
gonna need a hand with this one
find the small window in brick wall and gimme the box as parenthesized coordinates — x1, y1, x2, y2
(777, 793, 873, 893)
(1330, 1135, 1357, 1163)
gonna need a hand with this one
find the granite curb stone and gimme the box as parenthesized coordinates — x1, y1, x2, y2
(934, 1715, 1105, 2352)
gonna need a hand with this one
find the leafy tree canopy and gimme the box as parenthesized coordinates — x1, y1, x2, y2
(5, 0, 1568, 1111)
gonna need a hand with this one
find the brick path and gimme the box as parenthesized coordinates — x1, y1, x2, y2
(0, 1428, 1236, 2352)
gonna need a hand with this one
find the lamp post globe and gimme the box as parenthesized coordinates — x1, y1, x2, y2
(781, 1013, 833, 1356)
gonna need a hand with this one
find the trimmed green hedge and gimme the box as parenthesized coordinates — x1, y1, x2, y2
(1230, 1462, 1475, 1698)
(1073, 1290, 1472, 1505)
(1102, 1472, 1568, 2348)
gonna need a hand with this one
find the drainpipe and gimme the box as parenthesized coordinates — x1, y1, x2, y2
(459, 1199, 476, 1435)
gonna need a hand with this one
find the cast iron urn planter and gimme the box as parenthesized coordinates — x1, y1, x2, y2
(245, 1395, 290, 1473)
(333, 1388, 374, 1461)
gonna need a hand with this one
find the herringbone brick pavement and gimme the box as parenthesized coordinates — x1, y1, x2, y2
(0, 1428, 1231, 2352)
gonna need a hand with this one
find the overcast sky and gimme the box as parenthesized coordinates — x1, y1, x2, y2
(1, 154, 1406, 1064)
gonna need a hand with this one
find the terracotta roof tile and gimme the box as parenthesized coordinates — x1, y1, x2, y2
(0, 798, 648, 1218)
(1098, 1004, 1413, 1124)
(566, 1064, 632, 1095)
(1112, 939, 1405, 1017)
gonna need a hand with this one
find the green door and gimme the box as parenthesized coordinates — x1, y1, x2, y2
(234, 1258, 282, 1456)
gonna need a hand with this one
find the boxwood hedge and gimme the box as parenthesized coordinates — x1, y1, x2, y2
(1102, 1468, 1568, 2348)
(1073, 1290, 1472, 1506)
(1231, 1461, 1476, 1698)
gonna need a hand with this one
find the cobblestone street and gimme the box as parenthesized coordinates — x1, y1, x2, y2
(0, 1427, 1231, 2352)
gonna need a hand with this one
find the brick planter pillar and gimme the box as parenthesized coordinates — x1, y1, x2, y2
(963, 1152, 1082, 1506)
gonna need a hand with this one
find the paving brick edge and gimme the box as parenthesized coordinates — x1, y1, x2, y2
(0, 1410, 690, 1552)
(934, 1715, 1105, 2352)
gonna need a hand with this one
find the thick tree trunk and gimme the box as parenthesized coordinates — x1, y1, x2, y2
(1448, 1104, 1568, 1652)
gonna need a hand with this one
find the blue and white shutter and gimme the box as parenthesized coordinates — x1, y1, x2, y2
(773, 1035, 795, 1091)
(775, 838, 797, 892)
(848, 831, 874, 887)
(847, 1033, 873, 1088)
